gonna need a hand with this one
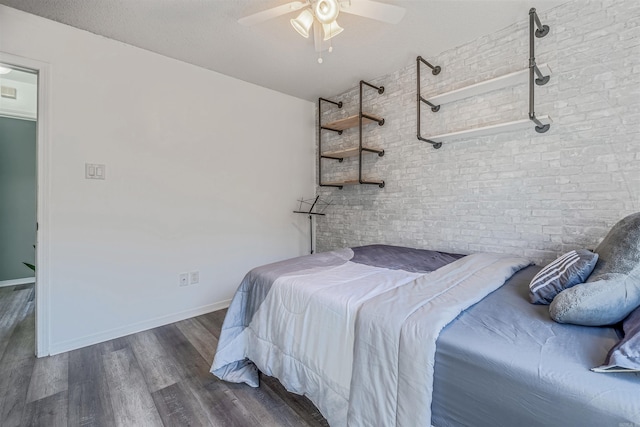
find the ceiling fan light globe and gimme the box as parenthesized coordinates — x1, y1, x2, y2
(290, 9, 314, 38)
(0, 66, 12, 75)
(322, 20, 343, 41)
(314, 0, 339, 24)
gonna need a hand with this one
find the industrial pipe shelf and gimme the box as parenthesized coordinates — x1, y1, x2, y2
(425, 64, 552, 106)
(424, 115, 552, 143)
(321, 146, 384, 160)
(417, 8, 552, 149)
(324, 114, 384, 131)
(318, 80, 386, 189)
(321, 179, 384, 188)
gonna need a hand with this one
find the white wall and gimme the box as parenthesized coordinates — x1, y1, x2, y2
(317, 0, 640, 265)
(0, 5, 316, 354)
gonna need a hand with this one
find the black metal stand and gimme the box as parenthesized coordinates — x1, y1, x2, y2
(416, 56, 442, 149)
(293, 195, 330, 254)
(318, 97, 344, 188)
(529, 8, 551, 133)
(359, 80, 385, 188)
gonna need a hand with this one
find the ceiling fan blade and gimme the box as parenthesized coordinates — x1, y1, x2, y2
(238, 1, 307, 26)
(340, 0, 406, 24)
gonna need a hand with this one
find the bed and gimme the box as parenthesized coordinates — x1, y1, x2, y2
(210, 244, 640, 426)
(432, 265, 639, 426)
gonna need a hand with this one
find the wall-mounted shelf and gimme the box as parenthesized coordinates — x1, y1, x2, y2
(424, 115, 553, 143)
(321, 179, 386, 188)
(321, 146, 384, 160)
(321, 180, 362, 187)
(318, 80, 386, 189)
(417, 8, 552, 149)
(324, 114, 384, 132)
(426, 64, 552, 105)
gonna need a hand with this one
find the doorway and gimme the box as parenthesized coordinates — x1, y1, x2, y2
(0, 64, 38, 358)
(0, 52, 51, 357)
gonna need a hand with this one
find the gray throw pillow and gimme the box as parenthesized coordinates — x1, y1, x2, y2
(529, 250, 598, 305)
(592, 305, 640, 373)
(550, 212, 640, 326)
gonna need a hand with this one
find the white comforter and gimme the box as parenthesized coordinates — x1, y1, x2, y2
(211, 252, 530, 426)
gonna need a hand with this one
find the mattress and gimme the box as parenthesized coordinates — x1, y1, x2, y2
(211, 245, 531, 426)
(432, 266, 640, 427)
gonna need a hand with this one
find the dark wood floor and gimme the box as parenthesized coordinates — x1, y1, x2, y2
(0, 284, 329, 427)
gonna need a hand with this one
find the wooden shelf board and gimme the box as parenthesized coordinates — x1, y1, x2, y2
(322, 180, 360, 187)
(321, 147, 382, 158)
(425, 115, 553, 143)
(321, 179, 384, 187)
(322, 148, 359, 158)
(425, 64, 552, 105)
(324, 114, 383, 131)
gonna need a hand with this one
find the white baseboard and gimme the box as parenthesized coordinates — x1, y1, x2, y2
(47, 299, 232, 356)
(0, 277, 36, 288)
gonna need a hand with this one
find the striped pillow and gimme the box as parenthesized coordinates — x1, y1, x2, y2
(529, 250, 599, 305)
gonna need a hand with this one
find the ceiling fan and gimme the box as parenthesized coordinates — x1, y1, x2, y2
(238, 0, 406, 61)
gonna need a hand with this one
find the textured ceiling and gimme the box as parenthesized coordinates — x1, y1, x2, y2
(0, 0, 567, 101)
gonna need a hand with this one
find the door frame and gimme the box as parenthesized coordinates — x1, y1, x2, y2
(0, 52, 52, 357)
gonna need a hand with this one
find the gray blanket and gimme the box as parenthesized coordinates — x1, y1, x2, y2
(212, 245, 461, 387)
(211, 246, 529, 426)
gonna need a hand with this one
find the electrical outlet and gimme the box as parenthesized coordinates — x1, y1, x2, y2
(190, 271, 199, 285)
(179, 273, 189, 287)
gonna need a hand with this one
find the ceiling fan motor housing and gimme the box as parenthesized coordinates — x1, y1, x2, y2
(314, 0, 340, 24)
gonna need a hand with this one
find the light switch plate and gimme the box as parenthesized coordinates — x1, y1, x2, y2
(85, 163, 106, 180)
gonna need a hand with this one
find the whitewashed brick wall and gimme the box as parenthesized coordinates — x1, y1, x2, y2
(316, 0, 640, 265)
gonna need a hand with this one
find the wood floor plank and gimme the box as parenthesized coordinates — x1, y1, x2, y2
(0, 286, 16, 309)
(67, 345, 117, 427)
(188, 378, 262, 427)
(21, 390, 68, 427)
(0, 289, 31, 363)
(103, 346, 163, 427)
(195, 309, 227, 339)
(26, 352, 69, 403)
(95, 336, 129, 355)
(0, 299, 329, 427)
(0, 285, 15, 294)
(175, 317, 219, 363)
(0, 298, 35, 366)
(152, 381, 211, 427)
(129, 329, 183, 393)
(0, 357, 36, 427)
(153, 324, 212, 384)
(0, 287, 36, 426)
(225, 376, 312, 427)
(13, 283, 35, 291)
(153, 324, 260, 426)
(261, 373, 330, 427)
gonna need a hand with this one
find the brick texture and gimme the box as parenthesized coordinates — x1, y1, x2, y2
(316, 0, 640, 265)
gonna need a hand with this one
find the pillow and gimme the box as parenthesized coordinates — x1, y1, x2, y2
(550, 212, 640, 326)
(592, 305, 640, 373)
(528, 250, 598, 304)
